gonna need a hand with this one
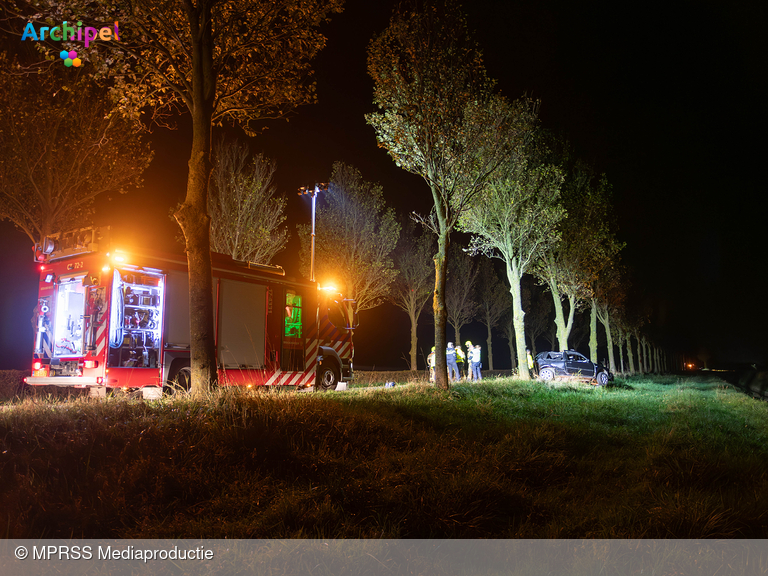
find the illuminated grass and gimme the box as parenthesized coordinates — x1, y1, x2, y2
(1, 374, 767, 538)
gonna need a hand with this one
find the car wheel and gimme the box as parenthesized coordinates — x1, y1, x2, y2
(596, 371, 609, 386)
(539, 367, 555, 382)
(316, 363, 340, 392)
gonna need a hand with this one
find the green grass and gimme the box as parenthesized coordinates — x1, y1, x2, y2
(1, 373, 767, 538)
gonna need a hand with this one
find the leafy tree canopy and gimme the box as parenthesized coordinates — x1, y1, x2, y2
(5, 0, 344, 133)
(0, 59, 152, 244)
(299, 162, 400, 312)
(208, 138, 288, 264)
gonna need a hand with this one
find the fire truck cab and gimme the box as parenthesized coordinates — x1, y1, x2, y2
(26, 227, 357, 398)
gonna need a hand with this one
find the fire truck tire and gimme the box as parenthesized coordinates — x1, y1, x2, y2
(165, 366, 191, 395)
(316, 363, 340, 392)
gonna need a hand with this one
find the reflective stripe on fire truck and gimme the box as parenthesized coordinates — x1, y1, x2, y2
(263, 336, 318, 388)
(93, 318, 107, 357)
(319, 323, 352, 362)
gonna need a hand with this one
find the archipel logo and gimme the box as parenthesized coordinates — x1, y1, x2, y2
(21, 20, 121, 67)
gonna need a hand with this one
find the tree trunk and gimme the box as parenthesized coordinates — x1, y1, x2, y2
(545, 323, 557, 351)
(506, 263, 529, 379)
(548, 280, 574, 351)
(616, 330, 625, 374)
(603, 314, 616, 373)
(433, 232, 449, 390)
(589, 299, 598, 363)
(648, 343, 653, 373)
(507, 335, 517, 370)
(485, 317, 494, 371)
(595, 302, 616, 373)
(175, 7, 217, 395)
(618, 335, 625, 374)
(504, 321, 517, 370)
(408, 308, 418, 371)
(627, 333, 635, 375)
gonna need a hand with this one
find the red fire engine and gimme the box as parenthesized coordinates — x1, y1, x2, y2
(25, 227, 357, 398)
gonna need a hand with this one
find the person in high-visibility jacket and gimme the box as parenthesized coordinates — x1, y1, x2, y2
(471, 344, 482, 381)
(446, 342, 460, 381)
(427, 346, 436, 383)
(456, 344, 466, 380)
(527, 349, 535, 376)
(464, 341, 473, 380)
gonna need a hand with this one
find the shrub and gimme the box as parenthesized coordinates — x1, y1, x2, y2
(0, 370, 26, 402)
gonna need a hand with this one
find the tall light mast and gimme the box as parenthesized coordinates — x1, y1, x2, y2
(298, 183, 327, 283)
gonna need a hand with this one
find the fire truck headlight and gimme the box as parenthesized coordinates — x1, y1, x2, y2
(84, 360, 99, 369)
(33, 361, 42, 370)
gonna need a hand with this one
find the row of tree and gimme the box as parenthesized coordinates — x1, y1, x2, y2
(0, 0, 672, 392)
(362, 0, 680, 388)
(297, 161, 669, 379)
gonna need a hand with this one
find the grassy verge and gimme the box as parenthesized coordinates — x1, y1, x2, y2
(351, 370, 515, 387)
(1, 373, 767, 538)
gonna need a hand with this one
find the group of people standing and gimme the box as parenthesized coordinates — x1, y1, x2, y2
(428, 341, 482, 382)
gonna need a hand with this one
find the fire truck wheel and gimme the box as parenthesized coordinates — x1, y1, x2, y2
(316, 364, 340, 392)
(165, 366, 191, 395)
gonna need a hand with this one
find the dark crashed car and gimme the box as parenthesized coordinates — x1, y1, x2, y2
(535, 350, 614, 386)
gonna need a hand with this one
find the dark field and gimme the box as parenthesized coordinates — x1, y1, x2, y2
(1, 371, 767, 538)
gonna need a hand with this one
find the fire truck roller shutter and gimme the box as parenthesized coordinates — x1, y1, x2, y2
(315, 346, 342, 392)
(164, 270, 191, 348)
(217, 279, 267, 368)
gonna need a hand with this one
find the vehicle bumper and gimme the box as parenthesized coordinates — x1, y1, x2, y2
(342, 361, 354, 382)
(25, 376, 101, 387)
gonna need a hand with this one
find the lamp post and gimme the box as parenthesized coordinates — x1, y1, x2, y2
(298, 183, 327, 283)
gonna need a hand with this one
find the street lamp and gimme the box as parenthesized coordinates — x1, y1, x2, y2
(298, 183, 327, 283)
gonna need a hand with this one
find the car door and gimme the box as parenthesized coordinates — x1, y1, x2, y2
(566, 353, 593, 377)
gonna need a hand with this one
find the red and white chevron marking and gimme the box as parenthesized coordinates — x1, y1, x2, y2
(93, 321, 106, 357)
(41, 330, 52, 359)
(332, 339, 352, 360)
(262, 337, 318, 387)
(319, 315, 353, 362)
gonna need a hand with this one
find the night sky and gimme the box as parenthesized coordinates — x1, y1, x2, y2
(1, 0, 766, 371)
